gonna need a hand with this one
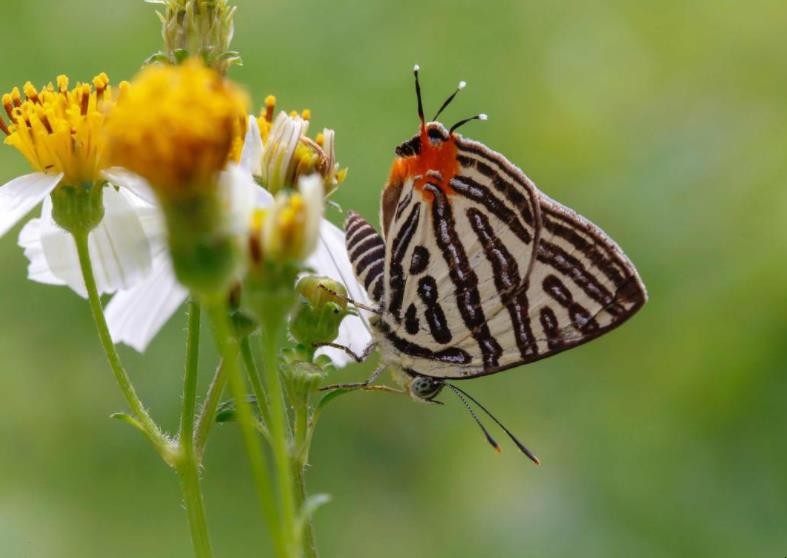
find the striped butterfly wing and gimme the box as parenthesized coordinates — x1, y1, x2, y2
(373, 131, 646, 379)
(345, 211, 386, 303)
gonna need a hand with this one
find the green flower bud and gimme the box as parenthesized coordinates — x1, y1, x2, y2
(290, 276, 353, 347)
(149, 0, 240, 75)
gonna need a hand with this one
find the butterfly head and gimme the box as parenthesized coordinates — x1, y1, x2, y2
(407, 373, 445, 402)
(381, 66, 488, 237)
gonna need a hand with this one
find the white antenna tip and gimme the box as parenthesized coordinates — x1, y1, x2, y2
(413, 64, 420, 72)
(479, 113, 488, 121)
(458, 80, 467, 90)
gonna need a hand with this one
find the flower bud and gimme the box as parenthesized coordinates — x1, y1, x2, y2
(290, 276, 353, 347)
(150, 0, 240, 75)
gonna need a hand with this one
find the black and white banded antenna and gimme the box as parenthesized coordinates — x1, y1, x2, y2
(432, 80, 466, 122)
(445, 383, 540, 464)
(449, 113, 488, 135)
(413, 64, 425, 126)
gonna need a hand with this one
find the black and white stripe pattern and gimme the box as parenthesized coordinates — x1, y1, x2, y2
(345, 212, 385, 302)
(345, 122, 647, 380)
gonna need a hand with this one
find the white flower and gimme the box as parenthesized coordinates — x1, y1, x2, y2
(16, 172, 161, 298)
(0, 73, 160, 300)
(104, 115, 373, 365)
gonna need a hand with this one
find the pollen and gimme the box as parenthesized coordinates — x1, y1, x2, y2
(106, 59, 248, 199)
(1, 73, 121, 185)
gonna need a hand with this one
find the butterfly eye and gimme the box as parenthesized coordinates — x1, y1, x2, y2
(409, 375, 444, 400)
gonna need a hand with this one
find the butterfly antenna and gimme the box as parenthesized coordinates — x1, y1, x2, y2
(413, 64, 425, 127)
(432, 80, 466, 122)
(449, 113, 488, 135)
(447, 383, 541, 465)
(444, 383, 501, 454)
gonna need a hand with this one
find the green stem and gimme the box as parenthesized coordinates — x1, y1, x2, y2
(259, 324, 299, 557)
(240, 335, 273, 431)
(291, 389, 317, 558)
(178, 458, 213, 558)
(293, 464, 318, 558)
(205, 299, 285, 557)
(72, 232, 172, 461)
(194, 358, 228, 458)
(176, 300, 213, 558)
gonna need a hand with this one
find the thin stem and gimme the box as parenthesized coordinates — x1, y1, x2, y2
(178, 458, 213, 558)
(293, 464, 318, 558)
(179, 299, 202, 445)
(259, 325, 298, 557)
(176, 300, 213, 558)
(205, 299, 285, 557)
(72, 232, 171, 460)
(240, 335, 273, 430)
(194, 358, 228, 458)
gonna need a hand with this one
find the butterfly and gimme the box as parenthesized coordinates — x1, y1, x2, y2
(335, 66, 647, 461)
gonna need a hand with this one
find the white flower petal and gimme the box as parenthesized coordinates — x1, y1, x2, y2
(39, 187, 154, 297)
(221, 163, 273, 235)
(298, 174, 325, 258)
(308, 219, 374, 366)
(102, 167, 157, 205)
(18, 217, 66, 286)
(105, 252, 188, 352)
(240, 115, 263, 176)
(0, 172, 62, 238)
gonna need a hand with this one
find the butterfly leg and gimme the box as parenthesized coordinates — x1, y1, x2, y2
(319, 364, 395, 393)
(314, 341, 376, 363)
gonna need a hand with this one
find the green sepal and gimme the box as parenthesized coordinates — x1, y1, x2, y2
(50, 182, 105, 236)
(162, 192, 239, 296)
(284, 360, 326, 401)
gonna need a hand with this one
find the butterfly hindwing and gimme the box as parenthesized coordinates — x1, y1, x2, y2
(345, 211, 385, 303)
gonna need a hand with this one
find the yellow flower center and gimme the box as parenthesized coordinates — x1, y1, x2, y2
(1, 73, 120, 185)
(106, 59, 247, 198)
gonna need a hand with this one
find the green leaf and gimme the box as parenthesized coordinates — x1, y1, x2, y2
(109, 412, 146, 434)
(215, 395, 258, 423)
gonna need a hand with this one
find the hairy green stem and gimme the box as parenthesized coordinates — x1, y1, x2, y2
(259, 324, 298, 557)
(73, 232, 171, 460)
(177, 300, 213, 558)
(205, 300, 285, 557)
(194, 358, 228, 458)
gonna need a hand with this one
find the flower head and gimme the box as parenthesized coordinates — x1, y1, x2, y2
(150, 0, 240, 75)
(254, 97, 347, 195)
(107, 59, 248, 295)
(1, 73, 121, 186)
(250, 174, 323, 266)
(107, 59, 247, 200)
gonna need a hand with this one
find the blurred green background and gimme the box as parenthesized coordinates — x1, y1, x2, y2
(1, 1, 786, 556)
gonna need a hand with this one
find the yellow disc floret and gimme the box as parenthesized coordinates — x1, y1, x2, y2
(1, 72, 120, 185)
(106, 59, 248, 199)
(255, 97, 348, 195)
